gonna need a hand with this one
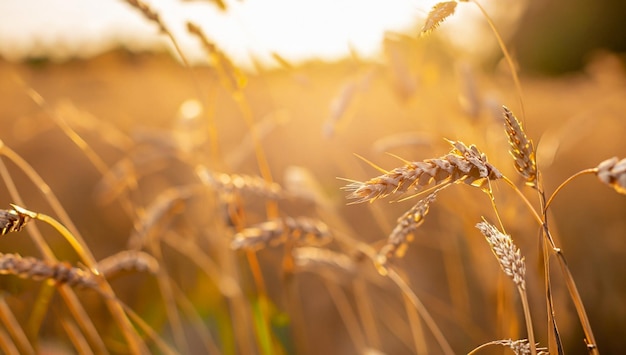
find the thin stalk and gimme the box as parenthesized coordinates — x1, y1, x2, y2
(0, 297, 35, 355)
(0, 326, 19, 355)
(502, 177, 543, 227)
(59, 315, 94, 355)
(403, 292, 428, 354)
(518, 286, 537, 355)
(386, 267, 455, 355)
(470, 0, 526, 120)
(544, 168, 597, 212)
(323, 277, 367, 353)
(352, 279, 381, 350)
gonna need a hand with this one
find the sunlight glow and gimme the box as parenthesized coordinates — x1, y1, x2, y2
(0, 0, 518, 68)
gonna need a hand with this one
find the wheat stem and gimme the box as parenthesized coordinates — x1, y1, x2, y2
(544, 168, 597, 211)
(0, 297, 35, 355)
(470, 0, 526, 120)
(386, 267, 455, 355)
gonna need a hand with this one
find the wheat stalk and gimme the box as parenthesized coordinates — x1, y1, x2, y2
(231, 217, 332, 251)
(343, 140, 501, 203)
(503, 106, 537, 187)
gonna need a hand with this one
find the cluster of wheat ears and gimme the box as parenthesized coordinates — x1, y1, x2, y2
(1, 0, 625, 354)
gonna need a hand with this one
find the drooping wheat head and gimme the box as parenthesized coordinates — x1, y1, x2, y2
(376, 189, 440, 269)
(231, 216, 332, 251)
(97, 250, 159, 279)
(196, 166, 284, 199)
(596, 157, 626, 194)
(343, 140, 501, 203)
(0, 253, 97, 288)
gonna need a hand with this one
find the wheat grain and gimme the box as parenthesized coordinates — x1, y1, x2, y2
(0, 253, 96, 288)
(503, 106, 537, 187)
(475, 220, 526, 290)
(231, 217, 332, 251)
(377, 190, 440, 268)
(596, 157, 626, 194)
(343, 140, 501, 203)
(421, 1, 458, 34)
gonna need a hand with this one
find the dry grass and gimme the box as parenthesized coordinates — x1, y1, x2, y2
(0, 2, 625, 354)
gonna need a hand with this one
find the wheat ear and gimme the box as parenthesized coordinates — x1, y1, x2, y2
(476, 220, 525, 289)
(196, 166, 284, 199)
(0, 253, 96, 288)
(0, 206, 32, 235)
(421, 2, 458, 34)
(231, 217, 332, 251)
(343, 140, 501, 203)
(97, 250, 159, 279)
(503, 106, 537, 187)
(476, 220, 537, 355)
(376, 189, 440, 269)
(596, 157, 626, 194)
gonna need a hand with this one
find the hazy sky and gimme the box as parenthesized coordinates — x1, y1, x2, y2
(0, 0, 512, 68)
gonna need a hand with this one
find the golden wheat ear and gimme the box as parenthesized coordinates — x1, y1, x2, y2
(421, 1, 458, 35)
(475, 220, 526, 290)
(376, 189, 440, 272)
(503, 106, 537, 187)
(343, 140, 501, 203)
(596, 157, 626, 194)
(0, 253, 97, 288)
(231, 217, 332, 251)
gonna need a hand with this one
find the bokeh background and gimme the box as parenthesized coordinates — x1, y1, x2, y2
(0, 0, 625, 354)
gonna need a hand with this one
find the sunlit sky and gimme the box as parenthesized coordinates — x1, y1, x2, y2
(0, 0, 518, 68)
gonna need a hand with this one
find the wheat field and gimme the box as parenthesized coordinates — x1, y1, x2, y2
(0, 1, 626, 354)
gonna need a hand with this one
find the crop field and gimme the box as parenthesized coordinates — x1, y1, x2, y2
(0, 1, 625, 354)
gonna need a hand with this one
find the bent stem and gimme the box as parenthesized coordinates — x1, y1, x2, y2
(544, 168, 598, 212)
